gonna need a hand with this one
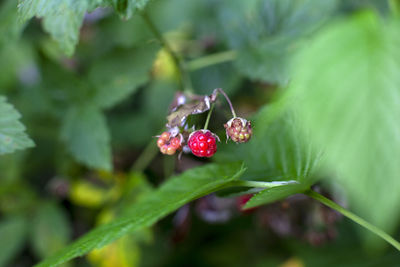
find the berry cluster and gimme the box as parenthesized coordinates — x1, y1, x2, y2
(156, 88, 252, 158)
(157, 132, 183, 155)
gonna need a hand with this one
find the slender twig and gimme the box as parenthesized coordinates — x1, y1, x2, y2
(204, 103, 215, 130)
(305, 190, 400, 251)
(130, 141, 158, 172)
(141, 11, 193, 93)
(217, 88, 237, 118)
(188, 51, 237, 71)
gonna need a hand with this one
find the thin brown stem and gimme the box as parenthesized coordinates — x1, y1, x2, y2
(217, 88, 237, 118)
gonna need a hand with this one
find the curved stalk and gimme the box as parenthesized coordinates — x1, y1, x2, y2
(141, 11, 193, 93)
(188, 51, 237, 71)
(217, 88, 237, 118)
(305, 190, 400, 251)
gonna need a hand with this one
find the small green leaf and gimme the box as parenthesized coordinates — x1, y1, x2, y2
(244, 183, 307, 209)
(0, 216, 28, 267)
(288, 11, 400, 246)
(0, 96, 34, 155)
(61, 105, 111, 170)
(88, 44, 158, 109)
(30, 202, 71, 259)
(36, 162, 245, 267)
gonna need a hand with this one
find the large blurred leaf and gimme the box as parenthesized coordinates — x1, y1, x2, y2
(0, 96, 34, 155)
(191, 62, 241, 96)
(217, 0, 338, 84)
(0, 0, 25, 47)
(61, 105, 111, 170)
(88, 44, 158, 109)
(30, 202, 71, 259)
(0, 41, 36, 92)
(287, 11, 400, 245)
(17, 0, 103, 55)
(215, 103, 320, 185)
(0, 216, 28, 267)
(216, 102, 320, 207)
(36, 162, 245, 267)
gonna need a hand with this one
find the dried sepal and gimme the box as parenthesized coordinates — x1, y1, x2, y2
(166, 90, 218, 128)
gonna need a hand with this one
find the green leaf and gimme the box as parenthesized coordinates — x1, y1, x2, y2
(61, 105, 111, 170)
(288, 11, 400, 245)
(244, 183, 307, 209)
(0, 96, 34, 155)
(217, 0, 338, 84)
(107, 0, 152, 19)
(31, 202, 71, 259)
(215, 103, 320, 185)
(36, 162, 245, 267)
(0, 216, 28, 267)
(88, 44, 158, 109)
(0, 0, 25, 47)
(17, 0, 104, 55)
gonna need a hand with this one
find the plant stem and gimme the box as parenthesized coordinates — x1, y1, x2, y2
(231, 180, 299, 188)
(188, 50, 237, 71)
(203, 103, 215, 130)
(217, 88, 237, 118)
(141, 11, 193, 93)
(130, 141, 158, 172)
(389, 0, 400, 17)
(305, 190, 400, 252)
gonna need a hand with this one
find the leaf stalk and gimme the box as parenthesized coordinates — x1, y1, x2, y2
(305, 189, 400, 251)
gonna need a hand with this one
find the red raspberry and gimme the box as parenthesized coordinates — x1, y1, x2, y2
(236, 194, 256, 214)
(188, 130, 218, 157)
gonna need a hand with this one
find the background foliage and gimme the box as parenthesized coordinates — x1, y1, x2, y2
(0, 0, 400, 266)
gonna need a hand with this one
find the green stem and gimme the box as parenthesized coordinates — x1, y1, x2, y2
(141, 11, 193, 93)
(188, 50, 237, 71)
(231, 180, 299, 188)
(130, 141, 158, 172)
(389, 0, 400, 17)
(305, 190, 400, 251)
(203, 103, 215, 130)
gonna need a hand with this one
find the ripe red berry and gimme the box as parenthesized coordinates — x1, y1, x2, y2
(236, 194, 257, 214)
(188, 130, 218, 157)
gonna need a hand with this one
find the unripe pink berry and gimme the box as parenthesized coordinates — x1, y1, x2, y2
(224, 117, 252, 143)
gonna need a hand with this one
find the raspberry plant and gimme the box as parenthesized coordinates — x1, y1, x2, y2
(0, 0, 400, 266)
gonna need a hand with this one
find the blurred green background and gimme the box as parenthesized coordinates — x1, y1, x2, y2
(1, 0, 400, 266)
